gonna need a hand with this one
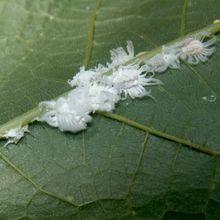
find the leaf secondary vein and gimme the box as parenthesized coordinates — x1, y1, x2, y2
(0, 150, 126, 210)
(180, 0, 189, 36)
(0, 151, 78, 207)
(83, 0, 102, 67)
(0, 149, 129, 213)
(125, 133, 150, 198)
(98, 111, 220, 156)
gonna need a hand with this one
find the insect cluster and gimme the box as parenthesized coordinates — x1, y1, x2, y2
(2, 32, 217, 145)
(38, 33, 216, 133)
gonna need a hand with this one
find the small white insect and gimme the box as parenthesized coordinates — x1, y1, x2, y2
(88, 84, 120, 112)
(67, 88, 92, 112)
(107, 40, 134, 68)
(3, 125, 29, 147)
(110, 64, 162, 99)
(162, 46, 181, 69)
(145, 53, 170, 73)
(144, 46, 180, 73)
(39, 96, 92, 133)
(180, 35, 216, 64)
(68, 66, 98, 87)
(202, 94, 216, 103)
(68, 64, 109, 87)
(39, 82, 120, 132)
(56, 111, 91, 133)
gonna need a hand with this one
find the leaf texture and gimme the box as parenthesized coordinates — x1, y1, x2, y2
(0, 0, 220, 219)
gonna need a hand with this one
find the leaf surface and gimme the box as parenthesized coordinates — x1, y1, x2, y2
(0, 0, 220, 219)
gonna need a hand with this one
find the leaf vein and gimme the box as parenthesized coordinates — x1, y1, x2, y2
(83, 0, 102, 67)
(98, 111, 220, 156)
(180, 0, 189, 36)
(125, 133, 150, 200)
(0, 151, 78, 208)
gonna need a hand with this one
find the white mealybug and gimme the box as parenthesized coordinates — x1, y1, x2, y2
(68, 85, 120, 113)
(3, 125, 29, 147)
(110, 64, 162, 99)
(68, 66, 98, 87)
(180, 35, 216, 64)
(88, 84, 120, 112)
(39, 96, 92, 133)
(107, 40, 134, 68)
(162, 46, 181, 69)
(68, 87, 93, 114)
(68, 64, 109, 87)
(144, 46, 180, 73)
(144, 54, 168, 73)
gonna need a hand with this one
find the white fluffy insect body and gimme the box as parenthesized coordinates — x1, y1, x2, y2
(56, 111, 91, 133)
(68, 66, 98, 87)
(110, 64, 162, 99)
(180, 36, 216, 64)
(39, 82, 121, 132)
(88, 84, 120, 112)
(162, 46, 181, 69)
(107, 41, 134, 68)
(68, 85, 120, 113)
(144, 46, 181, 73)
(145, 54, 169, 73)
(68, 87, 93, 114)
(68, 64, 109, 88)
(39, 96, 92, 133)
(3, 125, 29, 147)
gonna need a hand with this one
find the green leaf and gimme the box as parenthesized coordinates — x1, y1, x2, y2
(0, 0, 220, 219)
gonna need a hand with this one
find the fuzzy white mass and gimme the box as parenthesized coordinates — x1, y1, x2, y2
(3, 34, 217, 145)
(3, 125, 29, 147)
(37, 35, 216, 134)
